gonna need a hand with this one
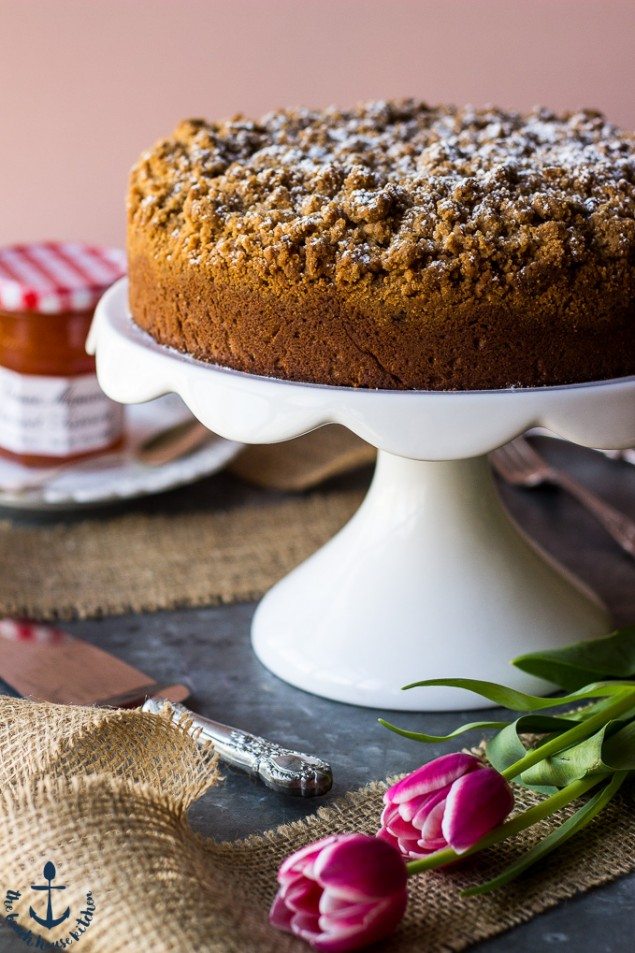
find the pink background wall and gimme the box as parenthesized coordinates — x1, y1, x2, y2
(1, 0, 633, 249)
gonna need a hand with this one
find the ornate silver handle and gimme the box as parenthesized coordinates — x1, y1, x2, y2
(142, 698, 333, 797)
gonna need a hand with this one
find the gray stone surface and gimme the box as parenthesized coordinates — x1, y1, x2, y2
(0, 438, 633, 951)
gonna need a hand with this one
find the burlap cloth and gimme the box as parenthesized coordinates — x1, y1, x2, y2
(0, 697, 633, 953)
(0, 428, 374, 620)
(2, 428, 635, 950)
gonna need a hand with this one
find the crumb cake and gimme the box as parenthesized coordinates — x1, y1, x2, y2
(127, 100, 634, 390)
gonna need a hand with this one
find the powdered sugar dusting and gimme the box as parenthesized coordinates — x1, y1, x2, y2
(128, 100, 635, 287)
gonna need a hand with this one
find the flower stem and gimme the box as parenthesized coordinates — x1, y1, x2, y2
(460, 771, 628, 896)
(500, 690, 635, 781)
(405, 774, 602, 877)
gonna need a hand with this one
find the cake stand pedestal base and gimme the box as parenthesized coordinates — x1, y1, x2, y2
(253, 451, 609, 710)
(90, 280, 634, 712)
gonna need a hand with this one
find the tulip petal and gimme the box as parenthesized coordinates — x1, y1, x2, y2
(398, 791, 439, 823)
(420, 797, 446, 842)
(269, 890, 294, 932)
(401, 839, 431, 858)
(314, 834, 407, 902)
(384, 812, 417, 839)
(272, 834, 408, 952)
(319, 897, 378, 930)
(278, 835, 338, 885)
(411, 789, 446, 829)
(291, 910, 323, 944)
(442, 767, 514, 853)
(380, 788, 452, 858)
(376, 826, 400, 850)
(379, 802, 401, 829)
(285, 878, 322, 914)
(387, 753, 481, 804)
(319, 892, 362, 916)
(313, 894, 408, 953)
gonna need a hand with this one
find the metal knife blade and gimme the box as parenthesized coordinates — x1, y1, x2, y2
(0, 618, 189, 706)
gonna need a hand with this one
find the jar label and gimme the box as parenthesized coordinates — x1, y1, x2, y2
(0, 366, 123, 456)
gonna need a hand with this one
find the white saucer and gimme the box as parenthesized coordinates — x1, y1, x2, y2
(0, 394, 243, 511)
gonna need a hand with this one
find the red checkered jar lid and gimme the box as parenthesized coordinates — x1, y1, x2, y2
(0, 242, 126, 314)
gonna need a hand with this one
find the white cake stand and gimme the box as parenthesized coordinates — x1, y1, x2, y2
(89, 280, 635, 711)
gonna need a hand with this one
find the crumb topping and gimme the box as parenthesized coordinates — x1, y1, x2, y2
(128, 99, 635, 292)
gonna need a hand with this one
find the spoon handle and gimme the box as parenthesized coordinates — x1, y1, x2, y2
(142, 697, 333, 798)
(3, 418, 212, 495)
(136, 419, 211, 466)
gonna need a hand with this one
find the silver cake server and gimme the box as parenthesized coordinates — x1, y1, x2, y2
(142, 698, 333, 797)
(0, 619, 332, 798)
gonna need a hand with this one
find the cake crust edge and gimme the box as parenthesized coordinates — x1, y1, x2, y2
(128, 231, 635, 390)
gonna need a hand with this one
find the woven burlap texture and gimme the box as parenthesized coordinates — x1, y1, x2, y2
(0, 427, 373, 621)
(0, 489, 362, 621)
(1, 697, 634, 953)
(229, 426, 375, 492)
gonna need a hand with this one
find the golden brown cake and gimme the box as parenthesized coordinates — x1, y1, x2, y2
(127, 100, 635, 390)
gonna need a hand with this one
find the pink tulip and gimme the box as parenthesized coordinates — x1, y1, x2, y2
(378, 752, 514, 859)
(270, 833, 408, 951)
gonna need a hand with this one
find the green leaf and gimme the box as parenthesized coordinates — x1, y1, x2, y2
(489, 712, 635, 791)
(402, 677, 630, 711)
(519, 725, 611, 788)
(513, 625, 635, 691)
(600, 720, 635, 770)
(462, 772, 627, 896)
(487, 716, 581, 794)
(378, 718, 508, 744)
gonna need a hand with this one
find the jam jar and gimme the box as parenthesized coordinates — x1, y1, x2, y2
(0, 242, 126, 466)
